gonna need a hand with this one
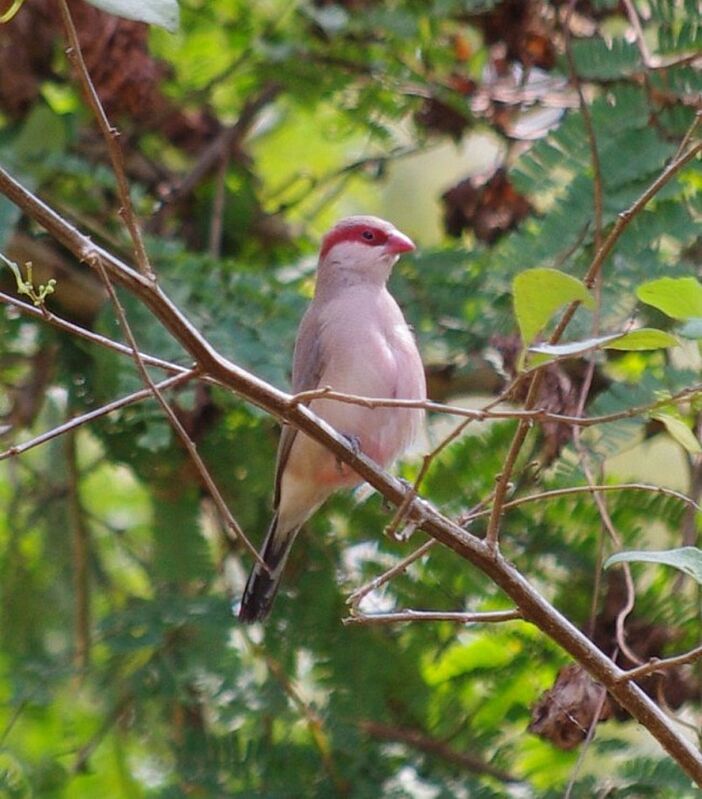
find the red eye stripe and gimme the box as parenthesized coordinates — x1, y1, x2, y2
(319, 223, 389, 260)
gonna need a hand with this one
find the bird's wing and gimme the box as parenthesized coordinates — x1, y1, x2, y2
(273, 307, 326, 507)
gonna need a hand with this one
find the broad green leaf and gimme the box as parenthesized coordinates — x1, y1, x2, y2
(637, 277, 702, 320)
(603, 328, 678, 351)
(605, 547, 702, 584)
(529, 334, 622, 358)
(529, 328, 676, 359)
(513, 268, 593, 344)
(652, 412, 702, 454)
(85, 0, 179, 31)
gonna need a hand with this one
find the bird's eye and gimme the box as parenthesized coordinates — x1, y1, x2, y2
(361, 230, 375, 241)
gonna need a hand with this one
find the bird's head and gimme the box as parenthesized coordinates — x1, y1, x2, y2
(317, 215, 415, 289)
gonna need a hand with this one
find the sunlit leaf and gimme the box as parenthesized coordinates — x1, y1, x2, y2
(513, 268, 593, 345)
(603, 328, 678, 351)
(652, 412, 702, 454)
(529, 334, 621, 358)
(529, 328, 676, 359)
(605, 547, 702, 583)
(637, 277, 702, 320)
(85, 0, 179, 31)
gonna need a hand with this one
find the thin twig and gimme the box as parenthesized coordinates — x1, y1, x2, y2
(65, 429, 91, 674)
(257, 646, 348, 795)
(292, 384, 702, 430)
(615, 644, 702, 684)
(0, 290, 189, 374)
(563, 685, 609, 799)
(86, 251, 263, 567)
(563, 43, 636, 662)
(461, 482, 700, 522)
(208, 148, 230, 258)
(344, 608, 523, 626)
(358, 720, 520, 783)
(383, 483, 418, 541)
(580, 450, 643, 666)
(349, 501, 491, 612)
(582, 137, 702, 291)
(160, 83, 281, 209)
(346, 538, 436, 608)
(0, 699, 28, 748)
(57, 0, 153, 280)
(0, 371, 197, 462)
(620, 0, 701, 71)
(621, 0, 653, 68)
(5, 284, 701, 433)
(673, 112, 702, 162)
(563, 0, 603, 251)
(72, 695, 132, 774)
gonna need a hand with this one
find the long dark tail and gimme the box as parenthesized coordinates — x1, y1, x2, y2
(238, 513, 301, 623)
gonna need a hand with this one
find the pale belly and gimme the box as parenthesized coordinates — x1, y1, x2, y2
(288, 323, 424, 486)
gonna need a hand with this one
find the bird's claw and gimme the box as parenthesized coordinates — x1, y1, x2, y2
(336, 433, 362, 472)
(342, 433, 361, 453)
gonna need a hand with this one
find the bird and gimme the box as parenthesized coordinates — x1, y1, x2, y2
(238, 215, 426, 623)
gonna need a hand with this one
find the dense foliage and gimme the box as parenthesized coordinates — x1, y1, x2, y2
(0, 0, 701, 796)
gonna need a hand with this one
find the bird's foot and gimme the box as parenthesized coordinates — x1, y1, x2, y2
(336, 434, 361, 473)
(342, 433, 361, 453)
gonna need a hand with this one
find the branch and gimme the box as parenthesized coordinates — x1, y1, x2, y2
(621, 0, 702, 71)
(460, 483, 700, 522)
(346, 538, 436, 609)
(2, 166, 702, 784)
(58, 0, 153, 280)
(583, 137, 702, 291)
(88, 254, 262, 566)
(292, 382, 702, 429)
(345, 608, 523, 626)
(358, 720, 520, 783)
(0, 290, 188, 375)
(5, 286, 701, 435)
(72, 694, 132, 774)
(614, 644, 702, 684)
(563, 0, 603, 251)
(253, 644, 346, 793)
(160, 82, 282, 209)
(0, 370, 197, 462)
(65, 429, 91, 673)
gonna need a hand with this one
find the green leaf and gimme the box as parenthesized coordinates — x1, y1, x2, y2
(529, 334, 621, 358)
(652, 412, 702, 454)
(637, 277, 702, 320)
(84, 0, 179, 31)
(528, 328, 677, 359)
(603, 328, 678, 351)
(605, 547, 702, 584)
(513, 268, 594, 344)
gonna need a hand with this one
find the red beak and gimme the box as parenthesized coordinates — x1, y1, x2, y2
(385, 230, 416, 255)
